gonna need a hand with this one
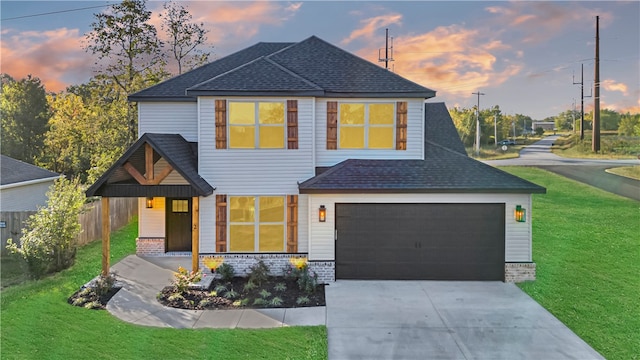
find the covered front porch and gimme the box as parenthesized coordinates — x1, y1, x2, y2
(86, 133, 214, 275)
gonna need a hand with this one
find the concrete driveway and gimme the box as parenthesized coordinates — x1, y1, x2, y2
(326, 281, 603, 360)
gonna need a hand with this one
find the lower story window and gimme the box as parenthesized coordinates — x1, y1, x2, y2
(228, 196, 285, 252)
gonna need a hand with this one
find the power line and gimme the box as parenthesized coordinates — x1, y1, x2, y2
(1, 4, 111, 21)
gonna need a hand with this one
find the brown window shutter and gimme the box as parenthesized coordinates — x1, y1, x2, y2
(327, 101, 338, 150)
(215, 194, 227, 252)
(287, 100, 298, 149)
(286, 195, 298, 253)
(396, 101, 408, 150)
(215, 100, 227, 149)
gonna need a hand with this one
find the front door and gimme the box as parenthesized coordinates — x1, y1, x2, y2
(166, 198, 192, 252)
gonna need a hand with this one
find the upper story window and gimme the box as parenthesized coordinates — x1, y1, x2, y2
(339, 103, 395, 149)
(228, 101, 285, 149)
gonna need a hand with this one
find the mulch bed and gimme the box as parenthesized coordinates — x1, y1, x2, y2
(68, 286, 122, 310)
(157, 276, 325, 310)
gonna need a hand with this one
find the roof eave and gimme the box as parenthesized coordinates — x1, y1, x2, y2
(185, 90, 325, 97)
(299, 187, 547, 194)
(128, 95, 197, 103)
(324, 91, 436, 99)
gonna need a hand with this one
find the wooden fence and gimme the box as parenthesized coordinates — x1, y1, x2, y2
(1, 197, 138, 254)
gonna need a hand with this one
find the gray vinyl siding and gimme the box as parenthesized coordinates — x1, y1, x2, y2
(138, 102, 198, 141)
(0, 180, 55, 211)
(198, 97, 315, 194)
(307, 193, 532, 262)
(315, 98, 424, 167)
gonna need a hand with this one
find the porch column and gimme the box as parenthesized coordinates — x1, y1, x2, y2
(101, 197, 110, 276)
(191, 196, 200, 272)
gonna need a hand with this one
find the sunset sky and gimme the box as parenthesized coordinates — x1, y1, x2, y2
(1, 1, 638, 119)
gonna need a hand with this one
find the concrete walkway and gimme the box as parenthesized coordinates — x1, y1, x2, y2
(326, 281, 604, 360)
(106, 255, 326, 328)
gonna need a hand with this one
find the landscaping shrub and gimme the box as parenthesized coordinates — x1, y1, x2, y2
(172, 266, 202, 294)
(248, 260, 270, 286)
(217, 263, 235, 281)
(6, 177, 86, 278)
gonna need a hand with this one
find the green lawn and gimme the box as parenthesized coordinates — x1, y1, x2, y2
(0, 218, 327, 360)
(607, 165, 640, 180)
(503, 167, 640, 360)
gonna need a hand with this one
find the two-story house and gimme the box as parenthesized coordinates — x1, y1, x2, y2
(87, 36, 545, 283)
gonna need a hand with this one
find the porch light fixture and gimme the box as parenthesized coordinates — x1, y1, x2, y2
(515, 205, 526, 222)
(146, 197, 154, 209)
(319, 205, 326, 222)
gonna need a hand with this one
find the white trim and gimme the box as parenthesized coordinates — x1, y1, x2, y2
(0, 175, 60, 190)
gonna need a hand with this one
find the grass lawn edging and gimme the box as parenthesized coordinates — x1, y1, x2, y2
(0, 217, 328, 360)
(502, 167, 639, 360)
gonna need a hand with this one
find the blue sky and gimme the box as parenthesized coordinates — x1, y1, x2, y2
(1, 1, 638, 119)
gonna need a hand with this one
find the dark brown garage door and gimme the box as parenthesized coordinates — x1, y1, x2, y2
(335, 203, 505, 280)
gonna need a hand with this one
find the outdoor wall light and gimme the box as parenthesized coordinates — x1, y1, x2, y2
(319, 205, 326, 222)
(146, 197, 154, 209)
(515, 205, 526, 222)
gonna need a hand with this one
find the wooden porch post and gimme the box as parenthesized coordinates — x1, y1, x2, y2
(101, 197, 110, 276)
(191, 197, 200, 272)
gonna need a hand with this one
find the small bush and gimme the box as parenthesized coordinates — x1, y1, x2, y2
(269, 297, 283, 307)
(258, 289, 271, 298)
(274, 282, 287, 292)
(84, 301, 102, 310)
(167, 293, 184, 302)
(214, 284, 228, 294)
(217, 263, 235, 282)
(223, 289, 239, 299)
(94, 272, 117, 296)
(297, 268, 319, 294)
(296, 296, 310, 305)
(172, 266, 202, 294)
(248, 260, 270, 286)
(253, 298, 267, 306)
(243, 281, 257, 292)
(6, 177, 86, 278)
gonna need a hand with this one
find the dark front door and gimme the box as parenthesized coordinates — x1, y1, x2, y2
(335, 203, 505, 280)
(166, 198, 192, 252)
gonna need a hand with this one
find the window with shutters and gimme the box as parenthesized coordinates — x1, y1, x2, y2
(228, 196, 286, 252)
(228, 101, 286, 149)
(338, 103, 395, 149)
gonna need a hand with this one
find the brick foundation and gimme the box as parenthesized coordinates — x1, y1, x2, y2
(196, 254, 335, 284)
(505, 262, 536, 282)
(136, 237, 165, 256)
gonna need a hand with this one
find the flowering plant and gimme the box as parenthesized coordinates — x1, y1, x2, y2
(173, 266, 202, 293)
(289, 257, 308, 270)
(202, 256, 224, 273)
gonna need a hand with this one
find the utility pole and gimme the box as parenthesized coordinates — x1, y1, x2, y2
(573, 64, 591, 140)
(378, 28, 394, 70)
(472, 91, 485, 156)
(593, 15, 601, 152)
(572, 99, 576, 134)
(494, 111, 498, 148)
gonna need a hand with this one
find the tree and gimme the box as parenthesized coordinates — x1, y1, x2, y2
(7, 177, 85, 278)
(449, 107, 476, 147)
(0, 74, 50, 163)
(85, 0, 166, 145)
(160, 1, 211, 75)
(618, 114, 640, 136)
(599, 109, 621, 131)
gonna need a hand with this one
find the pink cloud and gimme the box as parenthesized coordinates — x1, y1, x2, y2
(341, 13, 403, 45)
(351, 24, 522, 98)
(602, 79, 628, 96)
(0, 27, 92, 92)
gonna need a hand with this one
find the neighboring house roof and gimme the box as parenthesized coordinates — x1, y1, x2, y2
(130, 36, 436, 101)
(298, 143, 546, 194)
(86, 133, 214, 197)
(0, 155, 59, 188)
(424, 102, 467, 156)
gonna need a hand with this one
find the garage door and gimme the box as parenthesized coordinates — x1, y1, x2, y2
(335, 203, 505, 280)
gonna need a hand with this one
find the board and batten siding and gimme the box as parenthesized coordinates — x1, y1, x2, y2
(154, 158, 189, 185)
(307, 193, 532, 262)
(138, 102, 198, 142)
(315, 98, 424, 167)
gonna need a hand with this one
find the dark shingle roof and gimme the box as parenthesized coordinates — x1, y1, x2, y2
(130, 36, 435, 100)
(86, 133, 214, 197)
(298, 143, 546, 194)
(424, 102, 467, 155)
(129, 42, 294, 101)
(1, 155, 59, 186)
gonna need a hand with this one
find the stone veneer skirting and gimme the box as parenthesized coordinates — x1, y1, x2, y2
(136, 237, 165, 256)
(505, 262, 536, 282)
